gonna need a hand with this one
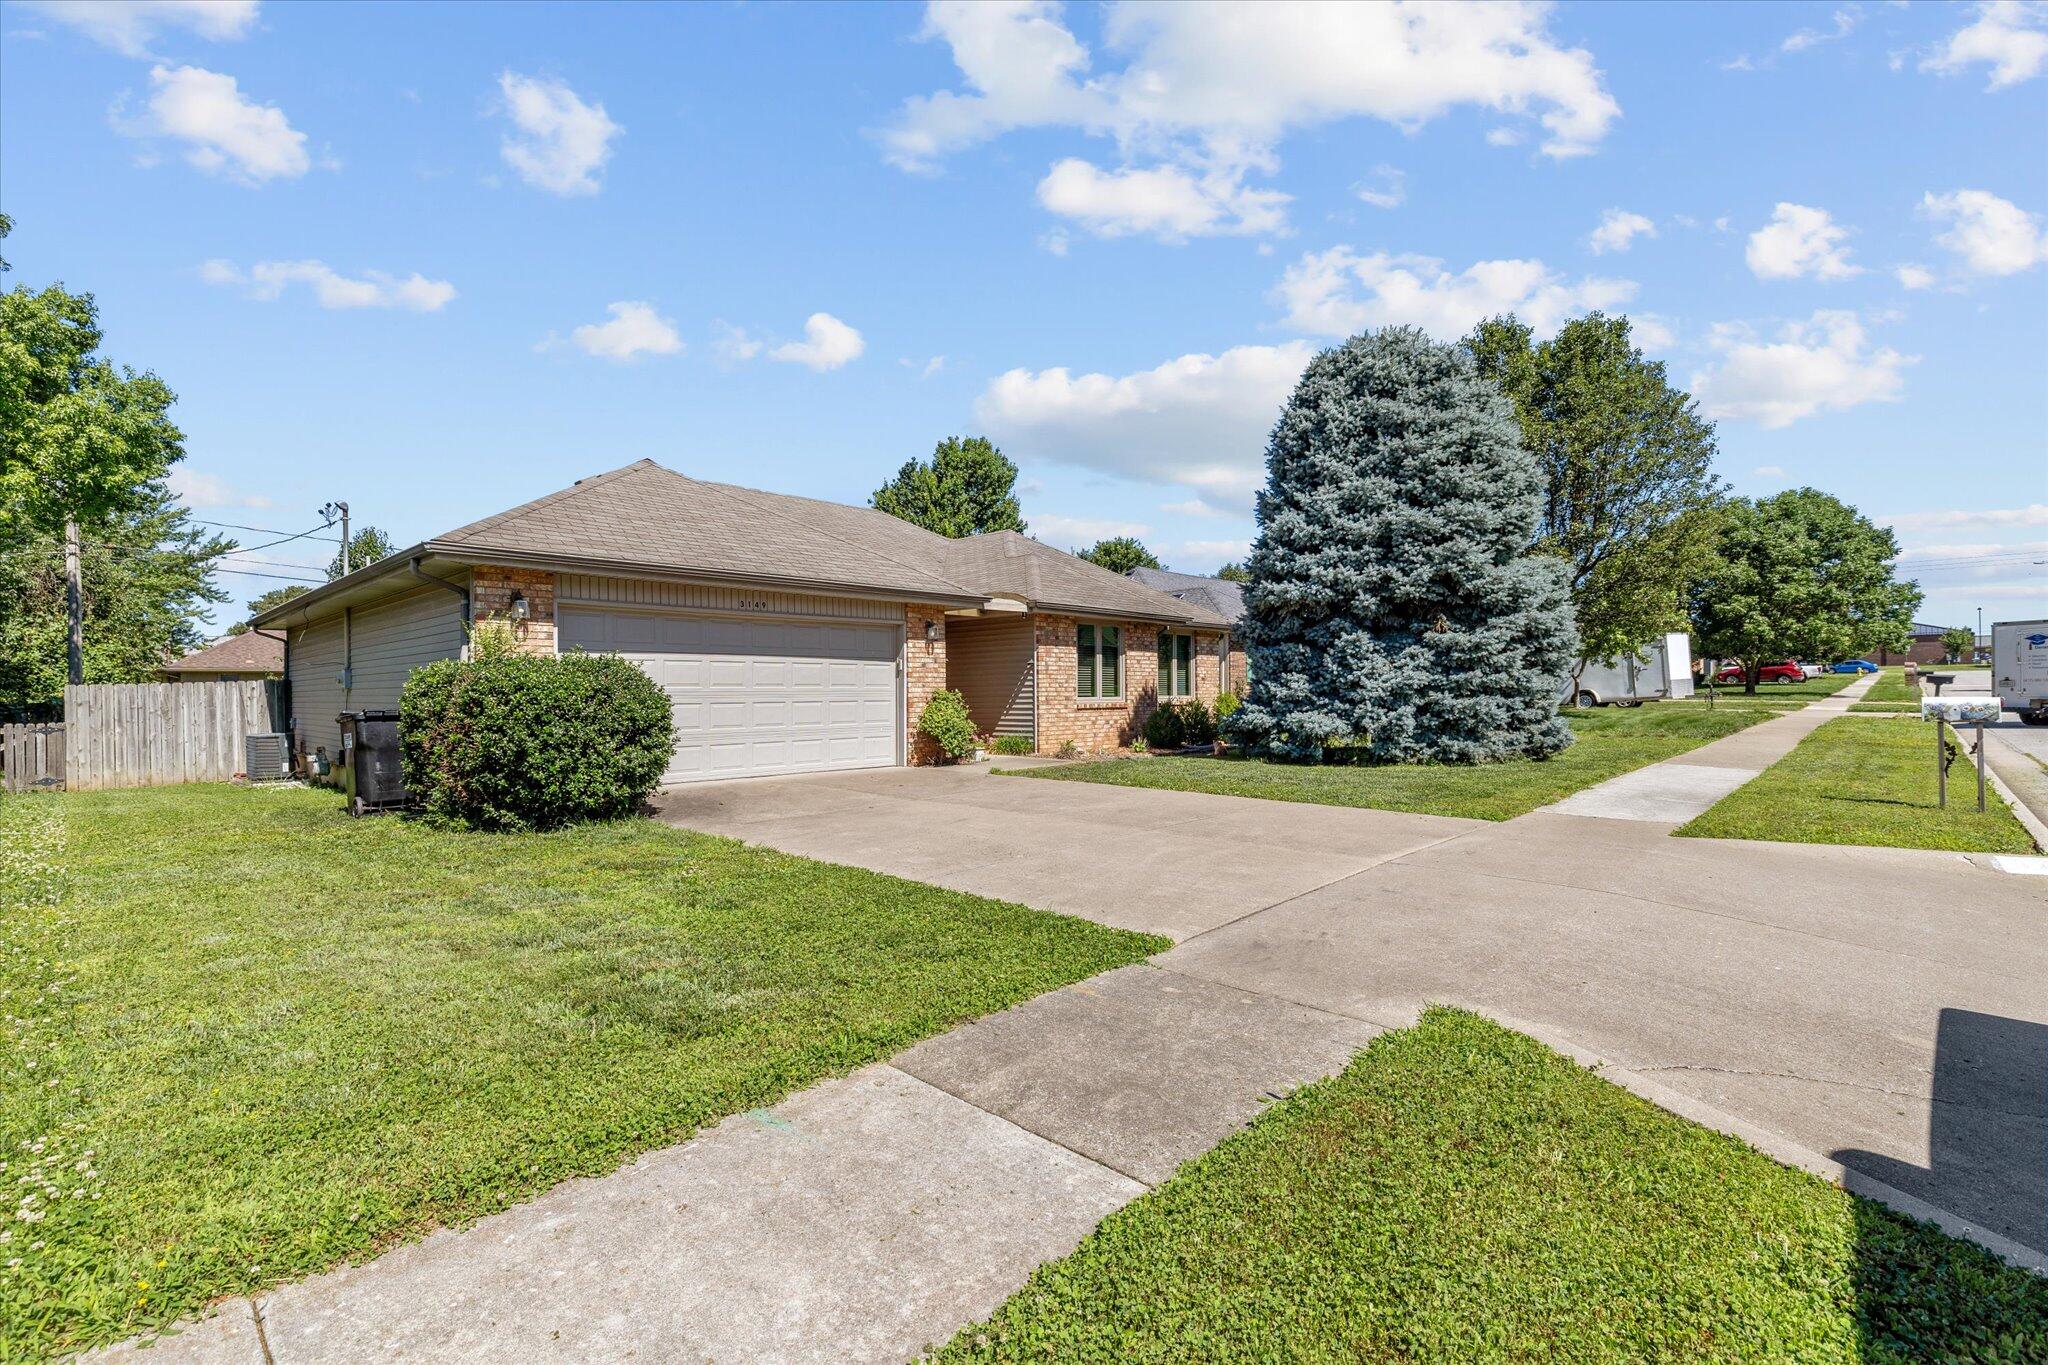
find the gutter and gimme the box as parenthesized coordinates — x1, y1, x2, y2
(409, 557, 471, 624)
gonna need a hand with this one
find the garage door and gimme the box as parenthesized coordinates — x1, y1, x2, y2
(558, 608, 901, 783)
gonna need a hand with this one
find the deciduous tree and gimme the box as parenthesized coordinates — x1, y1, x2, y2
(327, 526, 395, 579)
(1228, 327, 1576, 763)
(1078, 536, 1161, 575)
(1466, 313, 1723, 681)
(871, 436, 1026, 537)
(1689, 490, 1921, 693)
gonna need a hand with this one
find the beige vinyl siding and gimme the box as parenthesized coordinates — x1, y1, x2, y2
(946, 615, 1034, 739)
(347, 585, 467, 712)
(288, 617, 346, 760)
(558, 573, 901, 623)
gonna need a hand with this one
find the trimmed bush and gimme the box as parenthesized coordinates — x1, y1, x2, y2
(1144, 701, 1186, 750)
(990, 735, 1034, 756)
(918, 688, 979, 759)
(400, 650, 675, 831)
(1215, 691, 1241, 721)
(1177, 699, 1217, 745)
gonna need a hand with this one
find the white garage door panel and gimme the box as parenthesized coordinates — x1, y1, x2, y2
(558, 607, 900, 783)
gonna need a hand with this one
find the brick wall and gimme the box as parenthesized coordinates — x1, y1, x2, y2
(470, 566, 558, 656)
(904, 604, 949, 765)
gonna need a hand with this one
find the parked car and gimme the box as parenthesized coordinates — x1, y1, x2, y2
(1797, 661, 1824, 678)
(1712, 660, 1804, 685)
(1831, 659, 1879, 674)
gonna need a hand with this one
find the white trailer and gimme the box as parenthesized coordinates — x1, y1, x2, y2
(1990, 619, 2048, 725)
(1567, 632, 1695, 708)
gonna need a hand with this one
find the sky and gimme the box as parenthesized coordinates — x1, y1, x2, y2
(3, 0, 2044, 636)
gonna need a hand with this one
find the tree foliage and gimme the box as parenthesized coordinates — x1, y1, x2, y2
(328, 526, 395, 579)
(0, 216, 220, 708)
(1227, 327, 1577, 764)
(1688, 489, 1921, 692)
(1215, 562, 1251, 583)
(1465, 313, 1723, 672)
(871, 436, 1026, 537)
(1077, 536, 1161, 575)
(228, 585, 309, 635)
(1940, 626, 1975, 661)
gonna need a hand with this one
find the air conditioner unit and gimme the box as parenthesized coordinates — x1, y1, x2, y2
(244, 732, 292, 782)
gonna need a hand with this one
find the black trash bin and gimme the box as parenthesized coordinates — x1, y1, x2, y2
(337, 709, 409, 817)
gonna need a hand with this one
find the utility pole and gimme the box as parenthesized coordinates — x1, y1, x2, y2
(64, 518, 83, 685)
(321, 500, 352, 576)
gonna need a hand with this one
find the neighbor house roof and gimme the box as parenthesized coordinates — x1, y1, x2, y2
(1126, 566, 1246, 625)
(162, 630, 285, 675)
(251, 460, 1220, 628)
(1908, 621, 1963, 636)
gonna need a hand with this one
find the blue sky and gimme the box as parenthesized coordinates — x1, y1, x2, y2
(4, 0, 2044, 634)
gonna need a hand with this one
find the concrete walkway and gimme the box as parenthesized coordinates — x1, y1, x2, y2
(1549, 672, 1875, 823)
(104, 677, 2048, 1361)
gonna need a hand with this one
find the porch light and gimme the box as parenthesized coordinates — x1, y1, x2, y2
(508, 590, 530, 622)
(924, 620, 939, 642)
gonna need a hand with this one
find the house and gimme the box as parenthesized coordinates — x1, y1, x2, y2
(248, 460, 1238, 783)
(159, 629, 285, 681)
(1873, 622, 1968, 667)
(1125, 566, 1249, 694)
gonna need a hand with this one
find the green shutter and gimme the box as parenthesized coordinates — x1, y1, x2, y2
(1077, 623, 1096, 698)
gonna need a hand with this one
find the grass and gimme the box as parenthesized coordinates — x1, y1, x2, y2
(935, 1010, 2048, 1363)
(0, 786, 1162, 1357)
(1677, 715, 2036, 853)
(1701, 672, 1857, 701)
(1850, 702, 1921, 713)
(1862, 668, 1923, 704)
(998, 706, 1772, 821)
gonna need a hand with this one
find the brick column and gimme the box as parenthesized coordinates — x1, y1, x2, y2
(470, 566, 557, 656)
(904, 604, 949, 765)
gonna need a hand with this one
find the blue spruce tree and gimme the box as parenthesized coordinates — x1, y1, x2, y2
(1226, 327, 1577, 764)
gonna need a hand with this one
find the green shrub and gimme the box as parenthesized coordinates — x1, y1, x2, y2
(1215, 691, 1241, 720)
(1177, 699, 1218, 745)
(918, 688, 979, 759)
(399, 649, 675, 831)
(989, 735, 1034, 756)
(1144, 701, 1186, 749)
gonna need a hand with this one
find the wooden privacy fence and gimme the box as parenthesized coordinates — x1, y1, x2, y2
(1, 723, 66, 794)
(61, 681, 283, 791)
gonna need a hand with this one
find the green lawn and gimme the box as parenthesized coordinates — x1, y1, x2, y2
(1000, 707, 1772, 821)
(1850, 702, 1921, 713)
(1861, 668, 1923, 704)
(0, 787, 1162, 1357)
(1700, 671, 1857, 701)
(936, 1010, 2046, 1363)
(1677, 716, 2036, 853)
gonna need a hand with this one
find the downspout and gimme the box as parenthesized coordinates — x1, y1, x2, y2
(409, 557, 471, 625)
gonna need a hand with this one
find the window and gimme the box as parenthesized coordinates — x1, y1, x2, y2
(1076, 622, 1122, 699)
(1157, 632, 1193, 697)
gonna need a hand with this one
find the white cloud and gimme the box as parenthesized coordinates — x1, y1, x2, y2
(1745, 202, 1860, 280)
(1161, 498, 1228, 517)
(26, 0, 258, 57)
(1894, 263, 1937, 289)
(1273, 247, 1635, 341)
(1178, 537, 1254, 564)
(1587, 208, 1655, 254)
(569, 301, 683, 361)
(1921, 1, 2048, 89)
(1629, 313, 1677, 350)
(769, 313, 866, 371)
(1782, 6, 1862, 54)
(1690, 310, 1913, 428)
(165, 466, 272, 509)
(1750, 465, 1788, 479)
(1919, 188, 2048, 275)
(1036, 158, 1288, 240)
(712, 322, 765, 362)
(1883, 504, 2048, 536)
(882, 1, 1619, 239)
(201, 258, 455, 311)
(496, 71, 621, 196)
(1355, 165, 1405, 210)
(117, 63, 307, 183)
(1028, 512, 1153, 547)
(900, 355, 947, 378)
(975, 341, 1315, 509)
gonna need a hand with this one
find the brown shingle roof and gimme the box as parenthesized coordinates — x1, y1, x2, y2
(163, 630, 285, 674)
(942, 533, 1231, 626)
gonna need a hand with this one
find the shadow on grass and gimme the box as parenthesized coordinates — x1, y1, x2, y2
(1834, 1008, 2048, 1356)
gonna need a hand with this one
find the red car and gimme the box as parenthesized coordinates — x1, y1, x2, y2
(1712, 660, 1804, 685)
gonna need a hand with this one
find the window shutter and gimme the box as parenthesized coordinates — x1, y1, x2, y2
(1077, 623, 1096, 698)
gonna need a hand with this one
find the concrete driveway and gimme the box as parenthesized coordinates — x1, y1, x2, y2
(654, 764, 1479, 940)
(659, 761, 2048, 1257)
